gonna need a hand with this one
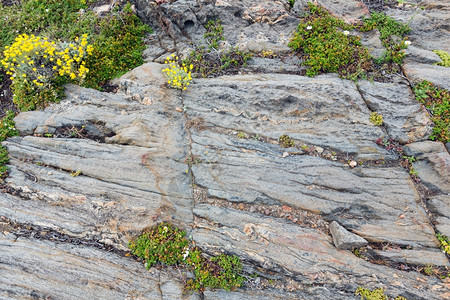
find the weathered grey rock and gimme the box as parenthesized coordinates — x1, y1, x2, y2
(374, 248, 449, 267)
(404, 141, 450, 194)
(428, 195, 450, 237)
(0, 234, 164, 299)
(134, 0, 299, 57)
(204, 288, 356, 300)
(2, 1, 450, 297)
(246, 57, 303, 74)
(405, 45, 443, 65)
(184, 73, 396, 161)
(386, 4, 450, 54)
(93, 4, 111, 16)
(329, 221, 368, 250)
(358, 29, 385, 59)
(357, 80, 434, 143)
(403, 62, 450, 90)
(316, 0, 370, 23)
(192, 204, 445, 300)
(13, 111, 52, 135)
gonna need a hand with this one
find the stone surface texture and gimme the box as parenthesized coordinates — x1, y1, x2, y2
(330, 221, 368, 250)
(1, 0, 450, 299)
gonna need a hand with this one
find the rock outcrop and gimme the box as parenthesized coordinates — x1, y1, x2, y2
(1, 0, 449, 299)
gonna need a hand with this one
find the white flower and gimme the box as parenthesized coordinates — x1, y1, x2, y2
(343, 31, 349, 36)
(182, 249, 189, 260)
(404, 40, 411, 45)
(45, 9, 49, 12)
(306, 26, 312, 30)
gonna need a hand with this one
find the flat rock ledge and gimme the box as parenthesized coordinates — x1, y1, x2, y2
(2, 0, 450, 299)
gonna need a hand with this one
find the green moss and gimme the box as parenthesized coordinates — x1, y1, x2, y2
(369, 112, 384, 126)
(413, 81, 449, 143)
(279, 134, 295, 148)
(129, 222, 245, 292)
(433, 50, 450, 67)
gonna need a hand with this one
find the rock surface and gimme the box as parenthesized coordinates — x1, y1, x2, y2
(1, 0, 450, 299)
(330, 221, 368, 250)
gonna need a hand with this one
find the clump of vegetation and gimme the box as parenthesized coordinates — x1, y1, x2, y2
(237, 131, 247, 139)
(369, 112, 384, 125)
(162, 54, 193, 90)
(433, 50, 450, 67)
(289, 3, 411, 78)
(82, 3, 151, 89)
(129, 222, 189, 268)
(0, 0, 151, 178)
(413, 80, 449, 143)
(436, 233, 450, 255)
(279, 134, 295, 148)
(356, 287, 407, 300)
(0, 0, 151, 97)
(289, 3, 371, 78)
(183, 19, 252, 77)
(185, 248, 245, 292)
(360, 12, 411, 65)
(2, 33, 93, 111)
(0, 110, 19, 178)
(129, 222, 245, 292)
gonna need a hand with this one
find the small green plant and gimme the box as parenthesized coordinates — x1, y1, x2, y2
(356, 287, 407, 300)
(70, 170, 82, 177)
(288, 0, 296, 8)
(162, 54, 193, 90)
(204, 19, 225, 50)
(129, 223, 245, 292)
(360, 12, 411, 65)
(369, 112, 384, 125)
(237, 131, 247, 139)
(413, 81, 449, 143)
(184, 19, 252, 77)
(185, 155, 202, 167)
(433, 50, 450, 67)
(0, 110, 19, 178)
(436, 233, 450, 255)
(0, 110, 18, 142)
(279, 134, 295, 148)
(260, 50, 276, 58)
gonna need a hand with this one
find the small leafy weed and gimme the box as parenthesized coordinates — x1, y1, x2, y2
(369, 112, 384, 125)
(279, 134, 295, 148)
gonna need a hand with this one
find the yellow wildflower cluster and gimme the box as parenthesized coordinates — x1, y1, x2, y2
(1, 33, 93, 88)
(162, 54, 193, 90)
